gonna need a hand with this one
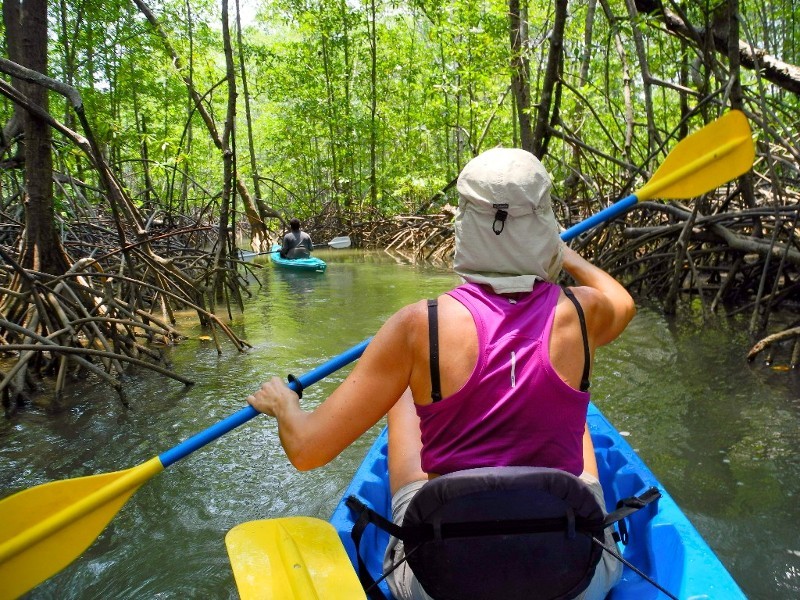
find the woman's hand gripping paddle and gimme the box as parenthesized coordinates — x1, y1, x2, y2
(0, 339, 370, 600)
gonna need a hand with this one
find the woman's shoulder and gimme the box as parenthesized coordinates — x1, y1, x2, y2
(558, 285, 634, 347)
(384, 294, 464, 338)
(561, 284, 601, 307)
(384, 299, 429, 332)
(558, 285, 609, 324)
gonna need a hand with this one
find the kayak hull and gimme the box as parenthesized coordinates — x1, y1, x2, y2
(269, 244, 327, 272)
(329, 402, 747, 599)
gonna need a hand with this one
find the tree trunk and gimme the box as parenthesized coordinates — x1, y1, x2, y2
(215, 0, 238, 304)
(562, 0, 597, 204)
(637, 1, 800, 95)
(236, 0, 262, 206)
(624, 0, 662, 156)
(532, 0, 568, 158)
(5, 0, 70, 275)
(509, 0, 533, 152)
(368, 0, 378, 208)
(599, 0, 635, 166)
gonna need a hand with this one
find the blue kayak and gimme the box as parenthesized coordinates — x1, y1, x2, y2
(269, 244, 326, 272)
(330, 402, 747, 599)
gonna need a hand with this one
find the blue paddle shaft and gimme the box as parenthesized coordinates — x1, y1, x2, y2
(158, 338, 372, 468)
(560, 194, 638, 241)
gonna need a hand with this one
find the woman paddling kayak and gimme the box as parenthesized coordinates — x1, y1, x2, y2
(247, 148, 636, 600)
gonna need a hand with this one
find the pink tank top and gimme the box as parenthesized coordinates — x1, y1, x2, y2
(416, 282, 589, 476)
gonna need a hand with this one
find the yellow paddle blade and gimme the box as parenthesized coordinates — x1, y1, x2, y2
(226, 517, 366, 600)
(0, 457, 163, 600)
(637, 110, 754, 201)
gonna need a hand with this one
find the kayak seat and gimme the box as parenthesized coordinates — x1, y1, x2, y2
(346, 466, 660, 600)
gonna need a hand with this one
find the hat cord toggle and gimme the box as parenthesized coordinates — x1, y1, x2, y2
(492, 203, 509, 235)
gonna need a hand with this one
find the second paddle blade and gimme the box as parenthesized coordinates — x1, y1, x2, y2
(226, 517, 366, 600)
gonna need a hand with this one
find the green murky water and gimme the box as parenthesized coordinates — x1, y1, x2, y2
(1, 248, 798, 599)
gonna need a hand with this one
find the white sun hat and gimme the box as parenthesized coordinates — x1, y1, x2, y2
(453, 147, 563, 293)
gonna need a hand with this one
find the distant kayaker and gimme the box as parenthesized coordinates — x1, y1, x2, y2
(280, 218, 313, 259)
(248, 148, 636, 600)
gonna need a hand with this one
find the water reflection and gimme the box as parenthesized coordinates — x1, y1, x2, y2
(595, 308, 800, 599)
(272, 269, 323, 303)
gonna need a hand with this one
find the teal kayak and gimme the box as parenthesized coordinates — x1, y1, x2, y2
(330, 402, 747, 599)
(268, 244, 327, 272)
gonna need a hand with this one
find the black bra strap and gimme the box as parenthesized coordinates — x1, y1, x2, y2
(427, 299, 442, 402)
(562, 288, 591, 392)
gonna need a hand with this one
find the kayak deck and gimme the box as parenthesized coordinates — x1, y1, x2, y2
(269, 244, 327, 272)
(329, 402, 747, 599)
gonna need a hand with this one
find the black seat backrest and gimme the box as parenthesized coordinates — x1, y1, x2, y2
(400, 466, 606, 600)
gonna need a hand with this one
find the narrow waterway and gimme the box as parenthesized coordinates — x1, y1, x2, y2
(1, 248, 798, 599)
